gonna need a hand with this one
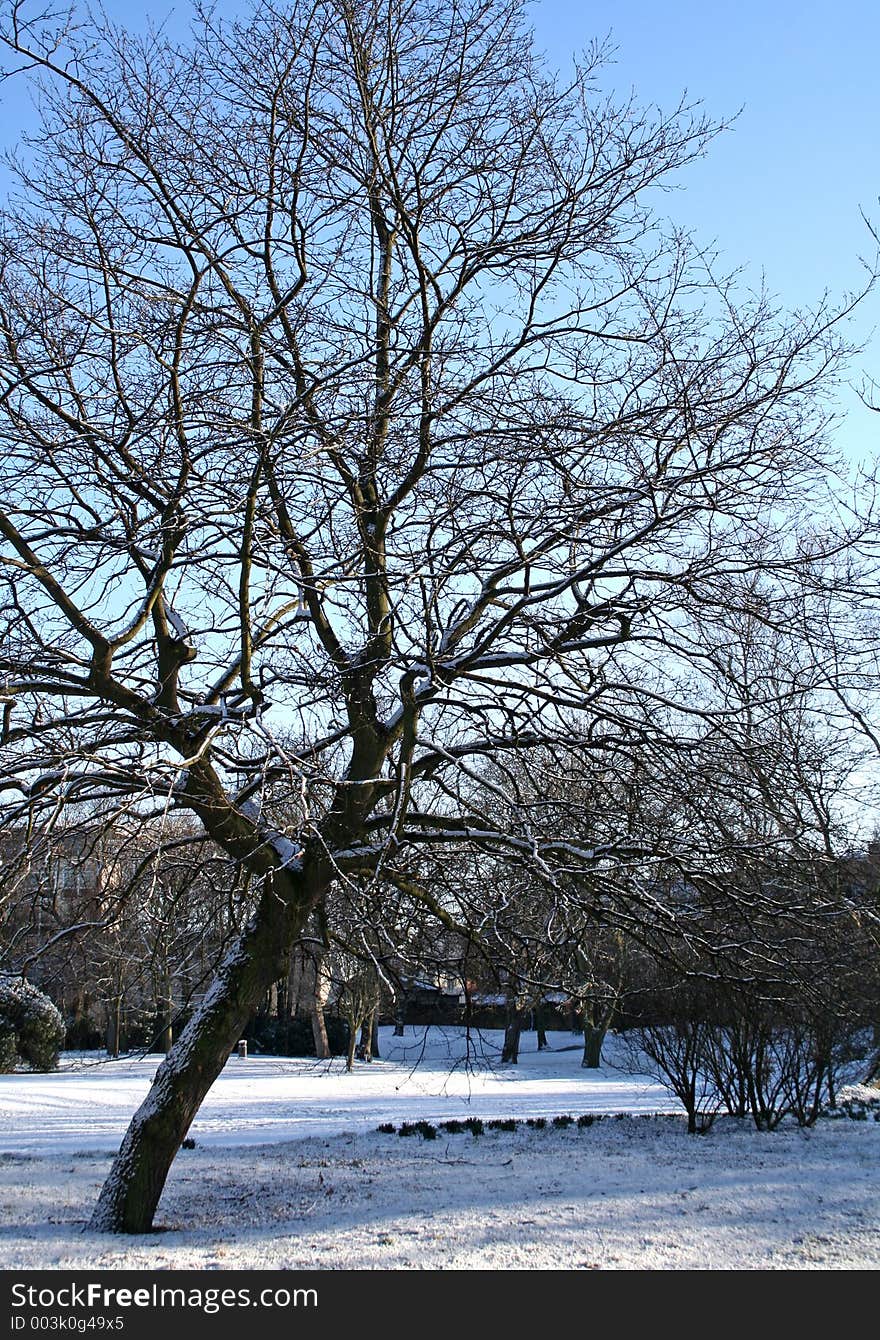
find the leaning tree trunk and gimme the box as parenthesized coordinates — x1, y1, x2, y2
(89, 871, 312, 1233)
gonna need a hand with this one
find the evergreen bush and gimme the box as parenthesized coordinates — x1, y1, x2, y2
(0, 976, 65, 1071)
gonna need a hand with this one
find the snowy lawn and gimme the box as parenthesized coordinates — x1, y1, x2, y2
(0, 1027, 877, 1269)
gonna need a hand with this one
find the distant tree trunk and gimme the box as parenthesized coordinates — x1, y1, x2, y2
(156, 998, 173, 1055)
(290, 937, 332, 1060)
(287, 943, 303, 1017)
(311, 994, 330, 1060)
(346, 1020, 358, 1072)
(276, 973, 290, 1020)
(310, 945, 332, 1060)
(154, 959, 173, 1054)
(393, 995, 406, 1036)
(106, 997, 122, 1059)
(501, 995, 524, 1064)
(582, 1020, 604, 1068)
(355, 1006, 379, 1061)
(581, 997, 614, 1069)
(535, 1004, 549, 1050)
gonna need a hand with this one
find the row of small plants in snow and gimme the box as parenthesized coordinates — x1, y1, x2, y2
(376, 1096, 880, 1142)
(380, 1113, 662, 1139)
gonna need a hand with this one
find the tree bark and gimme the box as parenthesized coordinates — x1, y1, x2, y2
(581, 1020, 605, 1068)
(106, 997, 122, 1059)
(310, 995, 331, 1060)
(89, 871, 312, 1233)
(501, 998, 523, 1064)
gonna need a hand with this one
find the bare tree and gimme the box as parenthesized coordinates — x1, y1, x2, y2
(0, 0, 872, 1231)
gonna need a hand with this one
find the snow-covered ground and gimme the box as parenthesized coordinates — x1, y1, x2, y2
(0, 1026, 677, 1155)
(0, 1027, 877, 1269)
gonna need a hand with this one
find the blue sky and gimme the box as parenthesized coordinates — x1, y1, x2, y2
(535, 1, 878, 299)
(531, 0, 880, 462)
(1, 0, 877, 458)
